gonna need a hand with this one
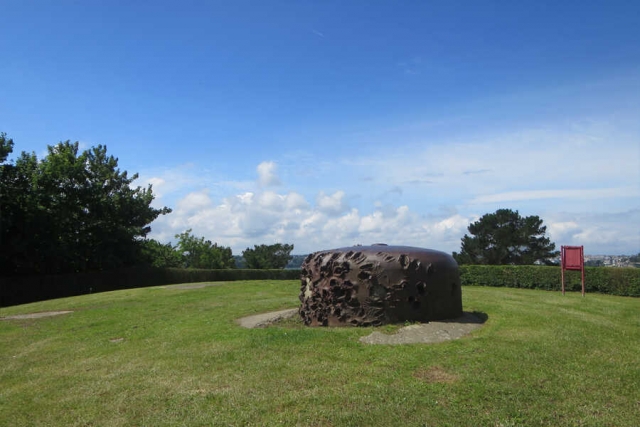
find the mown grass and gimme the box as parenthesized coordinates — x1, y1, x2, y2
(1, 281, 638, 426)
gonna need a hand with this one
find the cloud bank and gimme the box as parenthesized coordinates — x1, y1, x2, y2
(143, 115, 639, 255)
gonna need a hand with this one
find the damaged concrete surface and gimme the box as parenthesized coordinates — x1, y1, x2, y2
(299, 245, 462, 327)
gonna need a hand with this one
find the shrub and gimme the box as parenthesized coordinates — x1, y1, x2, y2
(1, 267, 302, 307)
(459, 265, 640, 297)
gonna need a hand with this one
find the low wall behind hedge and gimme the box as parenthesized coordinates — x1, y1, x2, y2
(459, 265, 640, 297)
(1, 267, 301, 307)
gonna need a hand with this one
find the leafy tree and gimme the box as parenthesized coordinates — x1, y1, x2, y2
(0, 134, 171, 275)
(242, 243, 294, 269)
(175, 229, 235, 269)
(453, 209, 559, 265)
(141, 239, 183, 268)
(1, 149, 45, 273)
(285, 254, 308, 269)
(0, 132, 13, 163)
(0, 132, 17, 251)
(232, 255, 247, 268)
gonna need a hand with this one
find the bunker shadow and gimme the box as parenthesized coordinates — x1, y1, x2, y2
(441, 310, 488, 324)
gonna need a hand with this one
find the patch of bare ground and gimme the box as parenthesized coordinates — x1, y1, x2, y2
(165, 282, 226, 290)
(360, 312, 485, 345)
(237, 309, 486, 345)
(236, 308, 299, 328)
(1, 311, 73, 320)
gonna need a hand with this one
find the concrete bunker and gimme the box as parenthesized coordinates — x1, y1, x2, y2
(299, 245, 462, 326)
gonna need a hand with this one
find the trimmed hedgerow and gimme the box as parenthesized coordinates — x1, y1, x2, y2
(459, 265, 640, 297)
(1, 267, 301, 307)
(161, 267, 300, 283)
(4, 264, 638, 308)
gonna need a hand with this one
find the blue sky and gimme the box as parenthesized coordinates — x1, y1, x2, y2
(2, 1, 639, 255)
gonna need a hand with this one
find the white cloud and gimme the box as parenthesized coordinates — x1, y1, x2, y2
(147, 177, 166, 195)
(285, 192, 310, 211)
(353, 120, 639, 193)
(546, 210, 640, 254)
(176, 189, 213, 212)
(144, 116, 639, 255)
(470, 187, 640, 204)
(147, 170, 639, 255)
(548, 221, 581, 237)
(316, 191, 349, 216)
(136, 163, 249, 209)
(257, 191, 285, 210)
(257, 161, 281, 187)
(147, 182, 481, 254)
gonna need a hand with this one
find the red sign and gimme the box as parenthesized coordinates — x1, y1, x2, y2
(561, 246, 585, 296)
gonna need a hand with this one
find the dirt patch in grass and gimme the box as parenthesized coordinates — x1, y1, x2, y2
(413, 366, 459, 383)
(360, 312, 485, 345)
(166, 282, 226, 290)
(237, 308, 299, 328)
(237, 309, 486, 345)
(1, 311, 73, 320)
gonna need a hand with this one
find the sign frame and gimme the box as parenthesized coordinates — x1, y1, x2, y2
(561, 245, 585, 296)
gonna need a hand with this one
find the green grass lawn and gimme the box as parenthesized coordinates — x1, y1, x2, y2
(1, 281, 638, 426)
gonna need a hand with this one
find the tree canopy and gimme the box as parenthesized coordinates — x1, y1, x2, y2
(174, 229, 235, 269)
(0, 133, 171, 275)
(453, 208, 559, 265)
(242, 243, 294, 269)
(140, 239, 183, 268)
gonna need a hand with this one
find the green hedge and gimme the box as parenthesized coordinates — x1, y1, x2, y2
(4, 264, 637, 308)
(459, 265, 640, 297)
(161, 267, 301, 283)
(1, 267, 302, 307)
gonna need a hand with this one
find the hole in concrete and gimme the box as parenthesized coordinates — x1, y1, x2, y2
(358, 271, 370, 280)
(426, 264, 434, 276)
(399, 254, 409, 268)
(360, 263, 374, 271)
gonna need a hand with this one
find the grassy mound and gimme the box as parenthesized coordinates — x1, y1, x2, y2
(1, 281, 638, 426)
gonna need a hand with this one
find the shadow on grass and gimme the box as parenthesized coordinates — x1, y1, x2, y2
(440, 310, 489, 324)
(260, 310, 489, 329)
(470, 310, 489, 323)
